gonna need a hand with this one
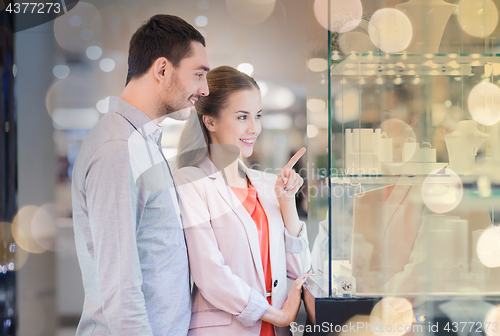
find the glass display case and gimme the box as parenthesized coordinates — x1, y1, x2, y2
(305, 0, 500, 334)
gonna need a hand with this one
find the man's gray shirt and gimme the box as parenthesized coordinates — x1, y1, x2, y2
(71, 97, 191, 335)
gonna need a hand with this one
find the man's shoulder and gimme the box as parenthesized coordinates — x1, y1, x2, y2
(86, 112, 132, 142)
(79, 112, 134, 157)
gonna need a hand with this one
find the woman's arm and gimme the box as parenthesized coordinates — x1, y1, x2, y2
(273, 148, 312, 278)
(261, 270, 311, 327)
(279, 194, 302, 237)
(285, 221, 312, 279)
(278, 187, 312, 279)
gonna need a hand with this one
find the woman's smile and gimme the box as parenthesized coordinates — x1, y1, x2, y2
(240, 138, 256, 146)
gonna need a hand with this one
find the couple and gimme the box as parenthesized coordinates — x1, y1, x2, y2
(71, 14, 311, 336)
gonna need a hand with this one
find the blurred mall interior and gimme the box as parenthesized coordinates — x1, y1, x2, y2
(2, 0, 500, 335)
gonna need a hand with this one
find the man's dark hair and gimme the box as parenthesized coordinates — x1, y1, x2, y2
(126, 14, 206, 85)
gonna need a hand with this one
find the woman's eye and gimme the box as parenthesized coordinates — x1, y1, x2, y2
(196, 74, 203, 78)
(255, 114, 262, 119)
(238, 115, 247, 120)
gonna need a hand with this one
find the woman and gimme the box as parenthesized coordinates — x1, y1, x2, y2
(173, 66, 311, 336)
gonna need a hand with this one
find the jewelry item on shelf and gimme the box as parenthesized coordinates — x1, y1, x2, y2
(396, 0, 458, 53)
(445, 120, 489, 175)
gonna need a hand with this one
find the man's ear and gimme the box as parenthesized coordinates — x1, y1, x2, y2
(152, 57, 172, 83)
(203, 115, 216, 132)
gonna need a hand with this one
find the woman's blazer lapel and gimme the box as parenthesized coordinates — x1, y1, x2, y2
(198, 157, 266, 292)
(241, 160, 283, 292)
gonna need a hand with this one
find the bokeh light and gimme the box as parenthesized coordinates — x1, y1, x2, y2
(195, 15, 208, 27)
(368, 8, 412, 53)
(341, 315, 375, 336)
(13, 241, 29, 271)
(478, 175, 492, 198)
(476, 228, 500, 268)
(99, 58, 116, 73)
(422, 168, 463, 214)
(308, 58, 328, 72)
(273, 87, 295, 109)
(485, 305, 500, 336)
(69, 15, 82, 27)
(226, 0, 276, 25)
(237, 63, 254, 76)
(468, 82, 500, 126)
(307, 124, 319, 138)
(261, 84, 295, 110)
(370, 297, 413, 336)
(339, 29, 372, 55)
(31, 204, 64, 252)
(96, 97, 111, 114)
(261, 114, 293, 130)
(52, 108, 100, 130)
(256, 80, 268, 97)
(46, 77, 101, 130)
(53, 65, 70, 79)
(86, 46, 103, 60)
(307, 99, 326, 112)
(457, 0, 499, 38)
(313, 0, 363, 32)
(53, 2, 101, 53)
(12, 206, 46, 254)
(338, 18, 378, 55)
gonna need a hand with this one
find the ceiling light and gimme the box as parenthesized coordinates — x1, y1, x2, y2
(86, 46, 102, 60)
(237, 63, 254, 76)
(195, 15, 208, 27)
(99, 58, 115, 73)
(53, 65, 70, 79)
(307, 58, 328, 72)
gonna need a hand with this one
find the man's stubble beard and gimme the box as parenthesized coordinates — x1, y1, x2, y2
(156, 71, 185, 119)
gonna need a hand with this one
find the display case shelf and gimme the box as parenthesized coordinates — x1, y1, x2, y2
(332, 53, 500, 76)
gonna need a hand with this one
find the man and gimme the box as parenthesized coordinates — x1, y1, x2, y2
(71, 14, 209, 335)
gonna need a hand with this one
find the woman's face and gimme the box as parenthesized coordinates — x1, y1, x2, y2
(206, 88, 262, 158)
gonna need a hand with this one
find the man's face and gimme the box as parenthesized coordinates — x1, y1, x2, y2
(161, 41, 209, 120)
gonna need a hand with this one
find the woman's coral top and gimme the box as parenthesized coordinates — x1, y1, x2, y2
(231, 183, 275, 336)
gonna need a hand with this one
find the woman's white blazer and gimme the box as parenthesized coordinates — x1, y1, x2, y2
(173, 157, 311, 336)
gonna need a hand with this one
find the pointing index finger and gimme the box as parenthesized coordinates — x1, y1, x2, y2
(283, 147, 306, 171)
